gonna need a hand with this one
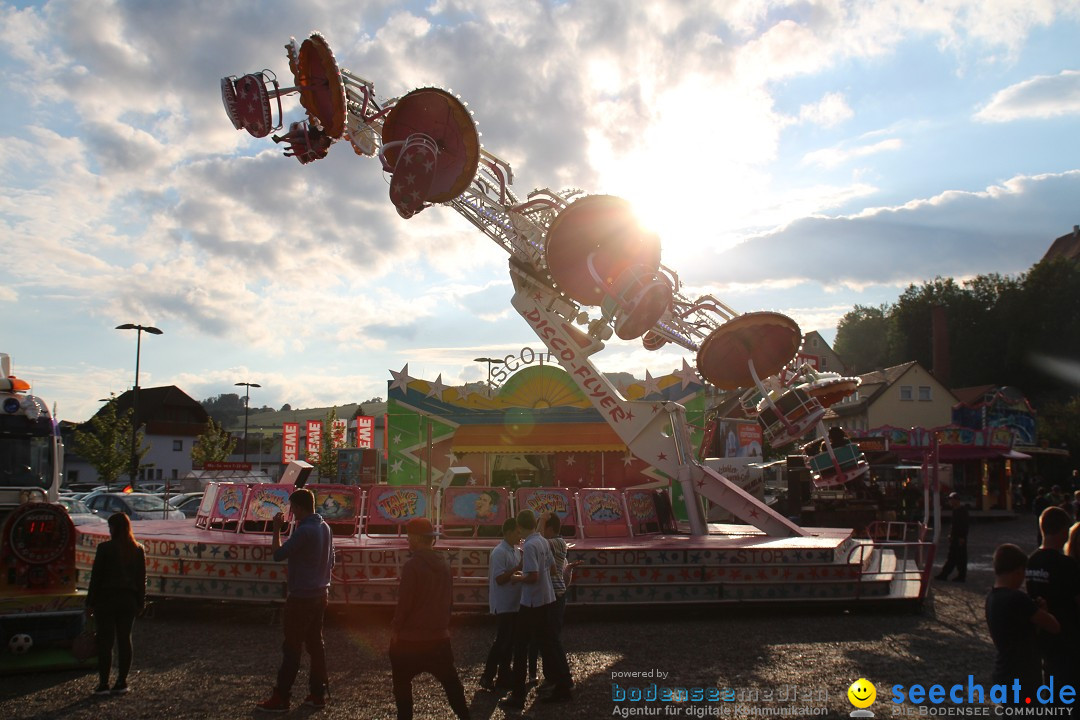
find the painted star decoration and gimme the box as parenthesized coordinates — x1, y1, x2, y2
(640, 369, 663, 398)
(426, 373, 448, 399)
(674, 358, 700, 390)
(389, 364, 413, 393)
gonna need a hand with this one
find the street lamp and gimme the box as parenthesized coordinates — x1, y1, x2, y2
(116, 323, 163, 487)
(235, 382, 261, 463)
(473, 357, 506, 395)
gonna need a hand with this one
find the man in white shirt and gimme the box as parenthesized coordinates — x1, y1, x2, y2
(500, 510, 573, 708)
(480, 518, 521, 691)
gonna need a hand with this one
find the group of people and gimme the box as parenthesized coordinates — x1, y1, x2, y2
(986, 506, 1080, 704)
(482, 509, 577, 710)
(87, 489, 578, 718)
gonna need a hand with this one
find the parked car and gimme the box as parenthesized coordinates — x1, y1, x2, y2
(166, 492, 204, 507)
(85, 492, 185, 521)
(171, 494, 205, 518)
(134, 481, 168, 494)
(78, 484, 132, 505)
(56, 496, 107, 526)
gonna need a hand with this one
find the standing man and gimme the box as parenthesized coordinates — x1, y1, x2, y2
(256, 489, 335, 713)
(936, 492, 969, 582)
(389, 517, 470, 720)
(1026, 506, 1080, 694)
(481, 517, 521, 692)
(501, 510, 573, 709)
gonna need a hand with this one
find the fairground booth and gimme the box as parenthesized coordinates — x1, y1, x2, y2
(383, 353, 709, 522)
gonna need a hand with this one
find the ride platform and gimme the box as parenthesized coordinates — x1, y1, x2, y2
(73, 483, 934, 609)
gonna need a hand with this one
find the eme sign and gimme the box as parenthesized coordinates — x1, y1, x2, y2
(356, 415, 374, 449)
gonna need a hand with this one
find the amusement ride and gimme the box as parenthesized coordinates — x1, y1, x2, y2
(1, 34, 936, 667)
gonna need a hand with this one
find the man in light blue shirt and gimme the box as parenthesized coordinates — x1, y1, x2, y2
(480, 517, 521, 691)
(256, 489, 334, 713)
(500, 510, 573, 708)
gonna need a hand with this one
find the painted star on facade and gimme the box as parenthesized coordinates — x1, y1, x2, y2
(389, 364, 413, 393)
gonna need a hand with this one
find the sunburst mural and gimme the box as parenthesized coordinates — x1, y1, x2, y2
(385, 362, 706, 490)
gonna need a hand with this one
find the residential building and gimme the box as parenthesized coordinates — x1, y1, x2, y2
(825, 361, 957, 434)
(796, 330, 848, 374)
(64, 385, 209, 487)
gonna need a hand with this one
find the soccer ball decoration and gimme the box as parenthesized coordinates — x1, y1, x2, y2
(8, 633, 33, 654)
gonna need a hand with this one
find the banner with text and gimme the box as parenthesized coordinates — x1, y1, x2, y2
(332, 419, 348, 449)
(356, 416, 374, 449)
(307, 420, 323, 464)
(282, 422, 299, 464)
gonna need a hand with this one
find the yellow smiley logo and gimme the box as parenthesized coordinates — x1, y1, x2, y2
(848, 678, 876, 709)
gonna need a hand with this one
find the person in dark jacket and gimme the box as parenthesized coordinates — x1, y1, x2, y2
(86, 512, 146, 696)
(389, 517, 470, 720)
(256, 489, 335, 713)
(936, 492, 970, 581)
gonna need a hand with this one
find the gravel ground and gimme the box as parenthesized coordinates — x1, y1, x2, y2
(1, 514, 1043, 720)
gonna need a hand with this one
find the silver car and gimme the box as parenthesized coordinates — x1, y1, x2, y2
(56, 496, 108, 526)
(85, 492, 185, 521)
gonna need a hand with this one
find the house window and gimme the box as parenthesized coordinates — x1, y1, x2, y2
(820, 357, 827, 369)
(918, 386, 932, 401)
(173, 440, 183, 451)
(899, 385, 913, 401)
(172, 469, 178, 480)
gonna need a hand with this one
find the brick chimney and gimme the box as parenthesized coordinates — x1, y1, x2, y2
(931, 304, 950, 386)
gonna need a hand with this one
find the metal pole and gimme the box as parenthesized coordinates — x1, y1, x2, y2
(243, 385, 250, 462)
(235, 382, 261, 463)
(116, 323, 162, 489)
(130, 327, 141, 487)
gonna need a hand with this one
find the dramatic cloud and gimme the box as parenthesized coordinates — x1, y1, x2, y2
(687, 171, 1080, 289)
(976, 69, 1080, 122)
(2, 0, 1078, 419)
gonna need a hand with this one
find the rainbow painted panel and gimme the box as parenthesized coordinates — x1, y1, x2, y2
(442, 487, 508, 524)
(309, 485, 361, 522)
(624, 490, 659, 525)
(516, 488, 576, 525)
(244, 485, 293, 522)
(580, 489, 625, 525)
(215, 484, 246, 519)
(368, 486, 430, 524)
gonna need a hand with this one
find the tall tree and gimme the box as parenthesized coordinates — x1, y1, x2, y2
(886, 277, 964, 372)
(73, 397, 148, 490)
(190, 417, 237, 467)
(313, 408, 346, 480)
(833, 304, 894, 373)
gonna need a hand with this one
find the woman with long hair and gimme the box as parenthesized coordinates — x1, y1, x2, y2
(86, 512, 146, 696)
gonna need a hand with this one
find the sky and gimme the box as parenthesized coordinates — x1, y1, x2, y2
(2, 0, 1079, 423)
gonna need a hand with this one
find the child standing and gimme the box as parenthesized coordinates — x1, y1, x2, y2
(986, 543, 1059, 702)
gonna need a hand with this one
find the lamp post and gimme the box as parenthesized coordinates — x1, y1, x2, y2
(115, 323, 163, 487)
(235, 382, 261, 463)
(473, 357, 506, 395)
